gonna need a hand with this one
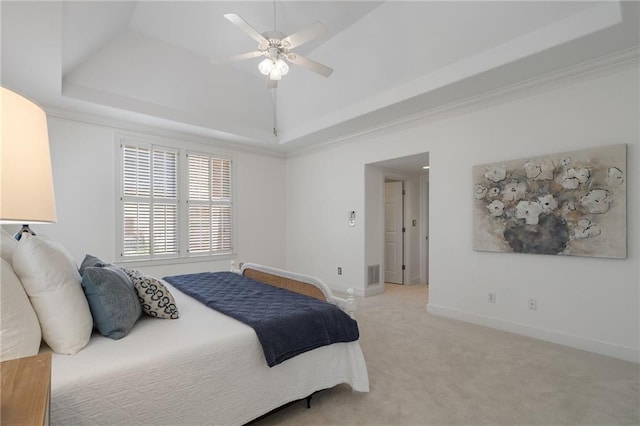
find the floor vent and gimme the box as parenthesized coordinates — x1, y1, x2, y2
(367, 264, 380, 286)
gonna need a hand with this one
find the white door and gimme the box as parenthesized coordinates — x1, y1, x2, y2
(384, 181, 404, 284)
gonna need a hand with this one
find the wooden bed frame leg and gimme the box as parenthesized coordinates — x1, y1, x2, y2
(306, 395, 312, 409)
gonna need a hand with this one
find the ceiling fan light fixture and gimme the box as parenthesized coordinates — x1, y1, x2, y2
(269, 68, 282, 81)
(223, 12, 332, 87)
(274, 59, 289, 76)
(258, 58, 273, 76)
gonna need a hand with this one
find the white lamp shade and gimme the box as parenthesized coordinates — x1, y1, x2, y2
(1, 87, 57, 224)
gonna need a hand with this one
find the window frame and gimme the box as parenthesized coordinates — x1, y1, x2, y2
(115, 133, 236, 265)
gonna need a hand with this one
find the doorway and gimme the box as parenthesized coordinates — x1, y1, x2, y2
(365, 152, 430, 292)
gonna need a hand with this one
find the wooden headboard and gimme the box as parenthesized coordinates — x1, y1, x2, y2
(237, 263, 357, 318)
(242, 268, 327, 301)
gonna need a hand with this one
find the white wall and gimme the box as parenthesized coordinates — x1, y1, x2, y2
(285, 64, 639, 362)
(364, 166, 384, 295)
(34, 116, 287, 277)
(286, 149, 365, 292)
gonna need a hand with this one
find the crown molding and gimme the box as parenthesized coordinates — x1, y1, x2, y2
(287, 47, 640, 159)
(44, 107, 287, 159)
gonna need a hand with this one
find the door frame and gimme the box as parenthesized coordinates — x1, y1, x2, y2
(365, 153, 430, 295)
(419, 174, 429, 284)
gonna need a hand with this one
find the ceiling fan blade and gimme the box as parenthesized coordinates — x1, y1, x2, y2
(286, 53, 333, 78)
(282, 21, 326, 49)
(211, 51, 264, 64)
(266, 78, 278, 89)
(224, 13, 268, 44)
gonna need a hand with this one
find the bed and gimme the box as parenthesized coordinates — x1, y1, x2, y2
(47, 262, 369, 425)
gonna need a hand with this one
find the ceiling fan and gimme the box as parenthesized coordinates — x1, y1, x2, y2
(218, 9, 333, 89)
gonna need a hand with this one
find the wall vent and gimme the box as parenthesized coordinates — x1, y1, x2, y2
(367, 264, 380, 286)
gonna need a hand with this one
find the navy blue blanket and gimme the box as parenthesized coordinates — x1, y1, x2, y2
(163, 271, 359, 367)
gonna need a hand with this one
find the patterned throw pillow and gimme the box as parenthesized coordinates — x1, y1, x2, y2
(124, 269, 179, 319)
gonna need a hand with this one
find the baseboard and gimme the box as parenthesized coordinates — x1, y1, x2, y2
(427, 303, 640, 364)
(327, 282, 383, 297)
(408, 276, 422, 285)
(364, 284, 384, 297)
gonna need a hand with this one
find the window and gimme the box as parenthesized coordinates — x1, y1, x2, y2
(117, 137, 233, 263)
(187, 152, 232, 256)
(121, 143, 178, 260)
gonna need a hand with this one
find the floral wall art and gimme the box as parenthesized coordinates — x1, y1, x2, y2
(473, 144, 626, 258)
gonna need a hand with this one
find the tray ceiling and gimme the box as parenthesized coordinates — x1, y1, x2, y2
(2, 1, 638, 153)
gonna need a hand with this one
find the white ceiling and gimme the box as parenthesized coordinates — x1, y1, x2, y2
(2, 1, 639, 154)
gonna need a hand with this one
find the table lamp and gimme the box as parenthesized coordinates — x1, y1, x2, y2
(1, 87, 57, 239)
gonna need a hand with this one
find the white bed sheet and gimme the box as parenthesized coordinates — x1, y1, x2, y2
(49, 281, 369, 425)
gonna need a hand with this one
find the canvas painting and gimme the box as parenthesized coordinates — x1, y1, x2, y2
(473, 144, 626, 258)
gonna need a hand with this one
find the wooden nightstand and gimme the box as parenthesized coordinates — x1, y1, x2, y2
(1, 352, 51, 425)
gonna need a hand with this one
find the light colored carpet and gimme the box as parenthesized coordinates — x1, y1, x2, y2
(253, 284, 640, 425)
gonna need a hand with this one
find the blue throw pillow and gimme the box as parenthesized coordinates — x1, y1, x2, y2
(79, 254, 107, 276)
(81, 266, 142, 339)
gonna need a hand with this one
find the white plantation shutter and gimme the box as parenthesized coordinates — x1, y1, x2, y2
(211, 206, 232, 251)
(188, 153, 232, 255)
(153, 203, 178, 255)
(211, 158, 231, 200)
(123, 146, 150, 197)
(123, 202, 150, 257)
(187, 205, 211, 254)
(153, 150, 178, 198)
(121, 143, 178, 259)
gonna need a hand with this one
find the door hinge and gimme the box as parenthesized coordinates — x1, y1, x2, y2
(402, 265, 406, 270)
(402, 189, 406, 196)
(402, 227, 406, 233)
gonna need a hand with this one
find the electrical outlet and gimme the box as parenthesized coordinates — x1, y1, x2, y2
(528, 298, 537, 310)
(338, 267, 342, 275)
(488, 292, 496, 303)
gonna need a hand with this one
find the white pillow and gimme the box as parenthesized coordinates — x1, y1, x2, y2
(1, 229, 17, 265)
(12, 234, 92, 354)
(0, 259, 42, 361)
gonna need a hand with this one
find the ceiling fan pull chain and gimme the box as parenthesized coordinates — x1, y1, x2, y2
(272, 88, 278, 138)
